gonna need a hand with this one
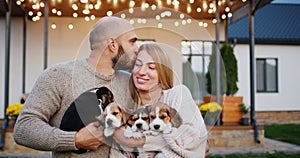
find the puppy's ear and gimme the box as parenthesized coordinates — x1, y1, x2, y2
(169, 107, 183, 128)
(120, 107, 129, 126)
(96, 114, 105, 126)
(96, 87, 114, 110)
(145, 105, 152, 115)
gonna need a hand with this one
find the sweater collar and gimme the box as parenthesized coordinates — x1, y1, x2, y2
(80, 58, 113, 81)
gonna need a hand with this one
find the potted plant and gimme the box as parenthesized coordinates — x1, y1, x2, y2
(240, 103, 249, 125)
(204, 42, 243, 125)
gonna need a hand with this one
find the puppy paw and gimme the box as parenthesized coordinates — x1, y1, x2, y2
(148, 131, 160, 136)
(143, 131, 152, 136)
(132, 132, 144, 139)
(124, 128, 133, 138)
(104, 128, 114, 137)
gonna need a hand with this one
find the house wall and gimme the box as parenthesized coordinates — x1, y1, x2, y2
(0, 17, 223, 118)
(234, 44, 300, 111)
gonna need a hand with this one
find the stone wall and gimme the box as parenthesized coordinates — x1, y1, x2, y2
(208, 125, 264, 147)
(255, 111, 300, 124)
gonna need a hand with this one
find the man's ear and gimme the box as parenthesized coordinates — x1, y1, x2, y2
(108, 39, 118, 52)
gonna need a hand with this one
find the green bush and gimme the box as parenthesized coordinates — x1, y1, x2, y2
(206, 42, 239, 96)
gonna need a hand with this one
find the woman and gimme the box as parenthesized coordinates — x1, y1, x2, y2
(113, 43, 208, 158)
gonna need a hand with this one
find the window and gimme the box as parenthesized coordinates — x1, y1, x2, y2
(181, 41, 214, 101)
(256, 58, 278, 92)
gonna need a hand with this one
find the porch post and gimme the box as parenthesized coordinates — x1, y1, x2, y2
(44, 0, 49, 69)
(22, 15, 27, 93)
(249, 0, 260, 144)
(215, 0, 221, 125)
(0, 0, 12, 149)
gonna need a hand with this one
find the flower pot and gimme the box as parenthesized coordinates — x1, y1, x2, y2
(203, 96, 243, 125)
(240, 117, 249, 125)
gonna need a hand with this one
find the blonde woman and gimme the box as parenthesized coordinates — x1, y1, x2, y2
(113, 43, 208, 158)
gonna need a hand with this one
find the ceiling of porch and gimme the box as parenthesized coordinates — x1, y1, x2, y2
(1, 0, 253, 22)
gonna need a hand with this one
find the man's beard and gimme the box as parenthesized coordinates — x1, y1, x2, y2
(112, 45, 136, 71)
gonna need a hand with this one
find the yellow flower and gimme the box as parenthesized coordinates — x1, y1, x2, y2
(199, 102, 222, 113)
(6, 103, 24, 116)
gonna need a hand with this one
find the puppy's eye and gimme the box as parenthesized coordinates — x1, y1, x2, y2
(132, 118, 138, 121)
(150, 115, 156, 119)
(159, 115, 166, 119)
(142, 117, 149, 121)
(112, 112, 119, 115)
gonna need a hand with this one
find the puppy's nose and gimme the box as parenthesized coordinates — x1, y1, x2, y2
(154, 125, 160, 130)
(136, 123, 142, 128)
(106, 119, 113, 126)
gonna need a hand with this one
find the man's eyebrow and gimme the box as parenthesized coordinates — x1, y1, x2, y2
(130, 37, 138, 42)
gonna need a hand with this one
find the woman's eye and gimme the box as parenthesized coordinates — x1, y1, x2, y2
(148, 64, 156, 70)
(135, 63, 142, 67)
(149, 66, 156, 70)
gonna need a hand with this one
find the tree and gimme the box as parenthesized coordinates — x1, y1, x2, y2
(206, 42, 239, 96)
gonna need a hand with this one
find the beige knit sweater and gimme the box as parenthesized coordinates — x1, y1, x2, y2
(13, 58, 134, 158)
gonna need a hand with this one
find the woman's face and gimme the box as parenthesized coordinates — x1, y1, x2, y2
(132, 50, 159, 91)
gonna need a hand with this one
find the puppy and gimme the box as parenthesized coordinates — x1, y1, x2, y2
(148, 102, 183, 135)
(97, 102, 126, 137)
(123, 107, 157, 158)
(124, 107, 150, 139)
(60, 86, 114, 132)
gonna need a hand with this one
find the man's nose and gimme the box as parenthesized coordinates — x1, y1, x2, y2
(133, 45, 139, 54)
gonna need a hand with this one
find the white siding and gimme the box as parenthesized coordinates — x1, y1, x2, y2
(235, 44, 300, 111)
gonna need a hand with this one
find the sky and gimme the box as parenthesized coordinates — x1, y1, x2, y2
(272, 0, 300, 4)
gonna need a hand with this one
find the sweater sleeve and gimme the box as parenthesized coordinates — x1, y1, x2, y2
(162, 85, 208, 158)
(13, 67, 77, 151)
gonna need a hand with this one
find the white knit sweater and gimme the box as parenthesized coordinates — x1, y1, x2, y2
(113, 85, 208, 158)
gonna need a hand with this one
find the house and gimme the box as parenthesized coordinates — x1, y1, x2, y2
(228, 1, 300, 124)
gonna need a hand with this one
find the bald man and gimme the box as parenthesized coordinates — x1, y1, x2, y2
(13, 16, 138, 158)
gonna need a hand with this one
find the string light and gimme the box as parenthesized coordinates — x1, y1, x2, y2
(51, 23, 56, 29)
(18, 0, 238, 30)
(68, 23, 74, 30)
(73, 12, 78, 18)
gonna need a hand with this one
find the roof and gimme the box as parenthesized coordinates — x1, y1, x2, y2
(228, 3, 300, 45)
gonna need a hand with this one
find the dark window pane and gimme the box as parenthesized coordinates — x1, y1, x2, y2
(266, 59, 277, 91)
(256, 59, 265, 91)
(256, 58, 278, 93)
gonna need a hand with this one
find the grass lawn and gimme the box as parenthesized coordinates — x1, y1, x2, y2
(264, 124, 300, 146)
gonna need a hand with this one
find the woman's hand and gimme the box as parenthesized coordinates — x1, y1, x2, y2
(113, 128, 145, 148)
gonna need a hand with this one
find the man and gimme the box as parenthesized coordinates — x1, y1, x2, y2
(13, 16, 138, 157)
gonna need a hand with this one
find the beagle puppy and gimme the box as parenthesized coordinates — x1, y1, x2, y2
(96, 102, 126, 137)
(60, 86, 114, 132)
(124, 107, 150, 139)
(148, 102, 183, 135)
(59, 86, 114, 154)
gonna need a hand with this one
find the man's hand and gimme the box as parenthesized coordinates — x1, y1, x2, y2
(113, 128, 145, 148)
(75, 122, 105, 150)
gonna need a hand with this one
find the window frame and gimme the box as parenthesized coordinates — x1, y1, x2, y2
(256, 58, 279, 93)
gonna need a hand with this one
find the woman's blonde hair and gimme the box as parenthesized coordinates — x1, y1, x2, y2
(129, 43, 173, 106)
